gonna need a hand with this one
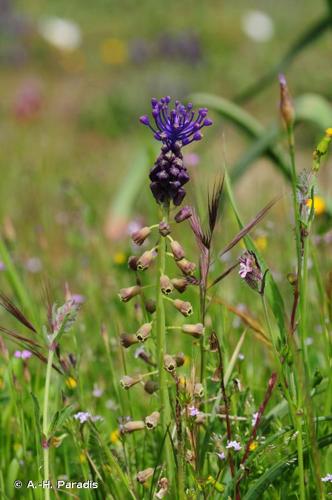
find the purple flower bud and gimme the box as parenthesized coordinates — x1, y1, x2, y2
(174, 205, 192, 223)
(139, 115, 150, 126)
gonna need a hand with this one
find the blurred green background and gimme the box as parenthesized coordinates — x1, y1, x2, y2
(0, 0, 331, 287)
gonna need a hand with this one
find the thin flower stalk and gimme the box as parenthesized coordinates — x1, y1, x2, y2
(155, 204, 173, 484)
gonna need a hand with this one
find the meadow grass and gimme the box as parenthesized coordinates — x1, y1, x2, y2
(0, 78, 331, 500)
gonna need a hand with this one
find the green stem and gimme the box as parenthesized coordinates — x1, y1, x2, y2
(42, 344, 55, 500)
(287, 125, 305, 500)
(156, 205, 174, 488)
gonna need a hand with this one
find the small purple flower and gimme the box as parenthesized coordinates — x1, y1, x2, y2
(0, 261, 5, 271)
(239, 251, 264, 293)
(22, 350, 32, 360)
(74, 411, 91, 424)
(239, 257, 253, 278)
(140, 96, 212, 149)
(226, 440, 242, 452)
(74, 411, 103, 424)
(71, 294, 85, 305)
(216, 451, 225, 460)
(14, 350, 32, 359)
(321, 473, 332, 483)
(25, 257, 42, 273)
(188, 406, 199, 417)
(92, 385, 104, 398)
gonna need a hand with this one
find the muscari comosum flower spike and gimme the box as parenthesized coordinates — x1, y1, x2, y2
(140, 96, 212, 206)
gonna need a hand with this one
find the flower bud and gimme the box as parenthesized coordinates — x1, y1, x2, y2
(136, 323, 152, 342)
(279, 74, 295, 127)
(194, 382, 204, 398)
(135, 347, 155, 366)
(182, 323, 204, 339)
(164, 354, 177, 373)
(287, 272, 297, 286)
(120, 375, 142, 390)
(145, 299, 156, 314)
(121, 420, 145, 434)
(136, 467, 154, 484)
(128, 256, 139, 271)
(156, 478, 169, 499)
(159, 221, 171, 236)
(173, 299, 193, 317)
(120, 333, 139, 348)
(145, 411, 160, 430)
(175, 352, 185, 367)
(176, 258, 196, 275)
(170, 240, 185, 260)
(171, 277, 188, 293)
(118, 285, 141, 302)
(160, 274, 174, 295)
(144, 380, 159, 394)
(174, 205, 192, 223)
(137, 249, 157, 271)
(131, 226, 151, 246)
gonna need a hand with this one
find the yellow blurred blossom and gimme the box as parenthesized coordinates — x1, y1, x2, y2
(100, 38, 128, 65)
(306, 196, 326, 216)
(79, 452, 87, 464)
(110, 429, 120, 444)
(66, 376, 77, 389)
(249, 441, 258, 451)
(113, 251, 126, 265)
(326, 128, 332, 137)
(254, 235, 267, 252)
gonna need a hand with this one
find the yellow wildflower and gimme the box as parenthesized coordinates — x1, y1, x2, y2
(65, 376, 77, 389)
(249, 441, 258, 451)
(110, 429, 120, 444)
(79, 452, 87, 464)
(326, 128, 332, 138)
(100, 38, 128, 65)
(254, 235, 267, 252)
(113, 251, 126, 265)
(306, 196, 326, 216)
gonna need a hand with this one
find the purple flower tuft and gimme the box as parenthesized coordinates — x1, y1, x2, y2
(140, 96, 212, 149)
(140, 97, 213, 206)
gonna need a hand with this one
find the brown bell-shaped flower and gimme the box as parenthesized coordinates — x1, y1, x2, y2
(182, 323, 204, 339)
(173, 299, 193, 317)
(145, 411, 160, 430)
(160, 274, 174, 295)
(131, 226, 151, 246)
(137, 249, 157, 271)
(170, 240, 185, 261)
(136, 323, 152, 342)
(176, 258, 196, 276)
(118, 285, 141, 302)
